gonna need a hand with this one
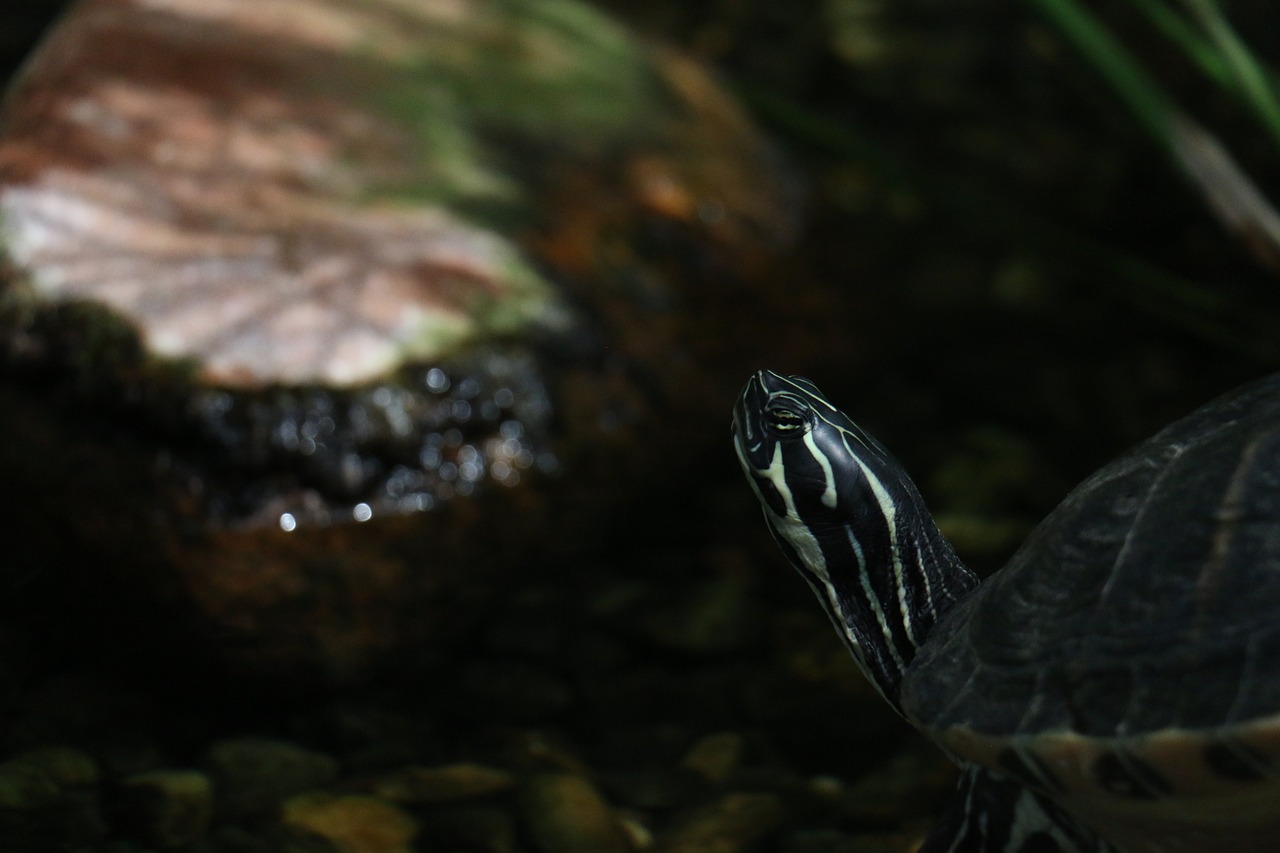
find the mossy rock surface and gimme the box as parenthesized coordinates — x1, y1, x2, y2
(0, 0, 834, 679)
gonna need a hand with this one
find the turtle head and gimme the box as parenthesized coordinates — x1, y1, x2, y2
(732, 370, 903, 538)
(732, 370, 978, 709)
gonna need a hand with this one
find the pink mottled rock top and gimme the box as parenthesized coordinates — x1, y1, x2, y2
(1, 0, 574, 387)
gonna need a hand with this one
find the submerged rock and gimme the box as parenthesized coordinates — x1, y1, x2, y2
(0, 747, 105, 848)
(0, 0, 814, 678)
(110, 769, 214, 849)
(374, 763, 516, 805)
(281, 792, 418, 853)
(517, 772, 636, 853)
(655, 792, 786, 853)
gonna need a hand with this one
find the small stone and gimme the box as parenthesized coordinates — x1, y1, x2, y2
(203, 737, 338, 819)
(0, 760, 61, 811)
(655, 792, 785, 853)
(281, 792, 417, 853)
(517, 772, 635, 853)
(375, 763, 515, 804)
(0, 747, 105, 848)
(112, 769, 213, 849)
(680, 732, 744, 783)
(0, 746, 100, 809)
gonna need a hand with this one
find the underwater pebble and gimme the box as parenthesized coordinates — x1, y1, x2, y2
(203, 737, 338, 819)
(0, 759, 59, 812)
(374, 762, 515, 804)
(0, 746, 100, 809)
(518, 772, 636, 853)
(655, 792, 785, 853)
(0, 746, 105, 848)
(679, 732, 745, 783)
(112, 768, 213, 848)
(0, 745, 99, 797)
(281, 792, 418, 853)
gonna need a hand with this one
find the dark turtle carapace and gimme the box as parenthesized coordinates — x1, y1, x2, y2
(733, 370, 1280, 853)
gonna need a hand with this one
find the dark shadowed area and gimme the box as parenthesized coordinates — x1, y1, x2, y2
(1, 1, 1278, 851)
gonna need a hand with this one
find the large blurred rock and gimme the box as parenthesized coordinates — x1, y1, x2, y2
(0, 0, 825, 679)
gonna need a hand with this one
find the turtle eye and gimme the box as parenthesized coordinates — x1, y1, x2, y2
(763, 396, 811, 437)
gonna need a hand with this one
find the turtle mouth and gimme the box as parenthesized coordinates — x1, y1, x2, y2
(731, 370, 777, 467)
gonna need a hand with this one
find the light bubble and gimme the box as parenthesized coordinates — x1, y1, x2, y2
(353, 502, 373, 522)
(340, 453, 366, 491)
(279, 513, 297, 532)
(276, 421, 300, 451)
(204, 391, 234, 415)
(425, 367, 450, 393)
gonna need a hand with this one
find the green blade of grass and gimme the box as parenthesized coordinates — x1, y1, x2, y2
(1182, 0, 1280, 148)
(739, 86, 1280, 359)
(1028, 0, 1280, 269)
(1025, 0, 1179, 146)
(1126, 0, 1231, 86)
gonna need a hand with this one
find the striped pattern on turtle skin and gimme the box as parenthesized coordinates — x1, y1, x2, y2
(732, 369, 1280, 853)
(731, 371, 978, 713)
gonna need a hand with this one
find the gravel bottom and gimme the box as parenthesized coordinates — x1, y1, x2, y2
(0, 519, 958, 853)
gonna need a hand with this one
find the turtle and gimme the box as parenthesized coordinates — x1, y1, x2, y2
(731, 369, 1280, 853)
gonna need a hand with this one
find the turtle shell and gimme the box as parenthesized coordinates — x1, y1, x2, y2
(901, 374, 1280, 845)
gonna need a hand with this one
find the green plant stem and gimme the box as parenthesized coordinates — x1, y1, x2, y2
(1182, 0, 1280, 149)
(1029, 0, 1280, 271)
(1025, 0, 1178, 146)
(1126, 0, 1230, 85)
(740, 87, 1280, 359)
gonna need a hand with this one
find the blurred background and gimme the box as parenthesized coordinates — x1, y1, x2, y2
(0, 1, 1277, 851)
